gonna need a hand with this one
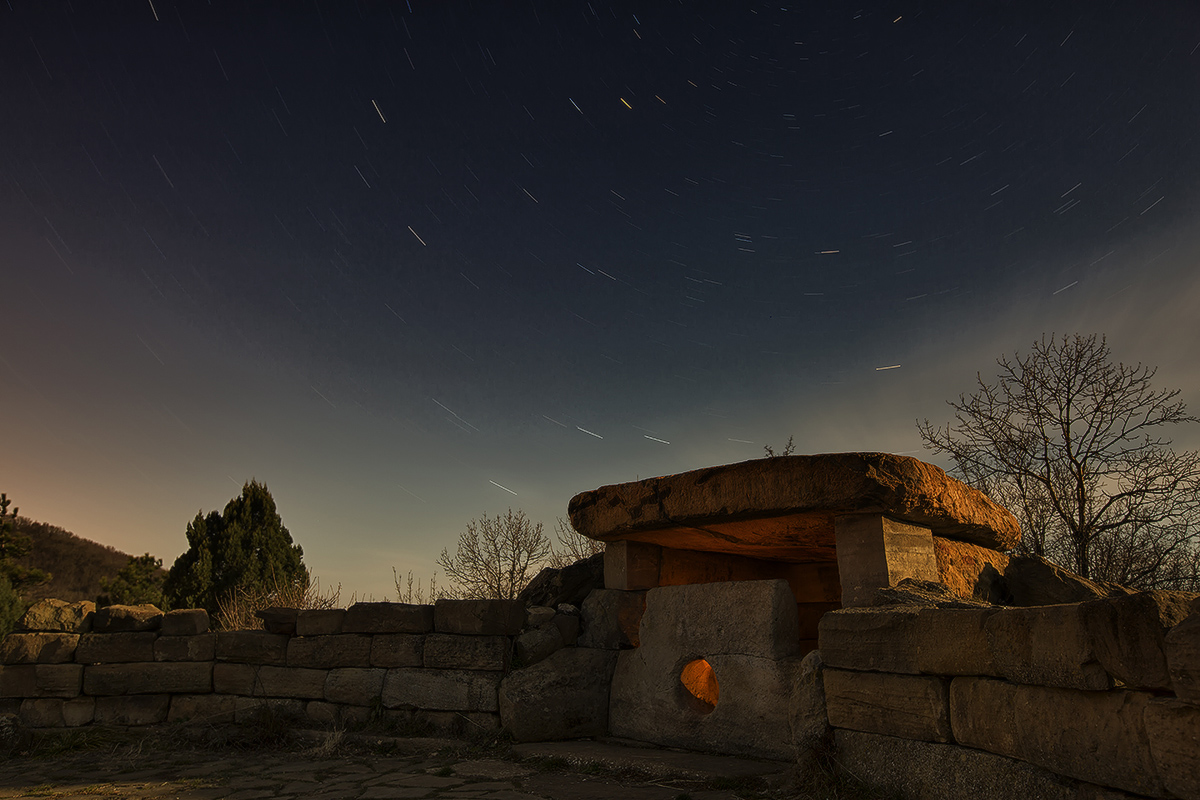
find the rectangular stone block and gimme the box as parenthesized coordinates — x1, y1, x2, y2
(212, 663, 327, 698)
(434, 599, 524, 635)
(213, 663, 256, 695)
(834, 514, 940, 607)
(419, 710, 501, 737)
(34, 664, 84, 698)
(287, 634, 372, 668)
(641, 580, 800, 659)
(1, 633, 79, 664)
(20, 697, 94, 728)
(604, 540, 662, 590)
(578, 589, 645, 649)
(370, 634, 424, 667)
(950, 677, 1163, 797)
(168, 694, 236, 724)
(215, 631, 289, 665)
(75, 632, 157, 663)
(325, 667, 386, 705)
(295, 609, 346, 636)
(382, 668, 502, 712)
(819, 607, 920, 673)
(1165, 614, 1200, 703)
(94, 694, 170, 725)
(233, 696, 305, 724)
(423, 634, 509, 671)
(1145, 697, 1200, 800)
(307, 700, 370, 728)
(823, 668, 951, 743)
(160, 609, 209, 636)
(153, 633, 216, 662)
(914, 607, 1000, 676)
(82, 662, 212, 695)
(342, 602, 433, 634)
(0, 665, 37, 698)
(986, 605, 1112, 690)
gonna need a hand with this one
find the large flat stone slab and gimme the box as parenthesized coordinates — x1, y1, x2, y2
(568, 453, 1019, 558)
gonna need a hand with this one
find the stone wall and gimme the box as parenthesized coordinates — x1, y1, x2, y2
(0, 598, 577, 736)
(817, 591, 1200, 800)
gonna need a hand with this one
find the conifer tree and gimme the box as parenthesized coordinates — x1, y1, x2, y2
(98, 553, 165, 608)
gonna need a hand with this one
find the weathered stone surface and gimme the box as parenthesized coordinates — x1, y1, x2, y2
(94, 695, 169, 725)
(0, 666, 36, 698)
(255, 606, 298, 635)
(434, 599, 524, 635)
(932, 537, 1011, 604)
(167, 694, 235, 724)
(295, 608, 346, 636)
(233, 697, 305, 724)
(525, 605, 556, 629)
(409, 709, 501, 737)
(579, 589, 645, 650)
(1144, 697, 1200, 800)
(950, 677, 1163, 797)
(835, 515, 941, 607)
(305, 700, 370, 728)
(1078, 591, 1197, 691)
(342, 602, 433, 634)
(287, 634, 372, 668)
(82, 662, 213, 696)
(790, 650, 830, 771)
(518, 553, 605, 607)
(213, 663, 255, 695)
(215, 631, 289, 665)
(75, 632, 157, 664)
(17, 600, 95, 633)
(568, 453, 1020, 556)
(824, 668, 952, 743)
(154, 633, 216, 662)
(92, 604, 163, 633)
(0, 664, 82, 698)
(423, 634, 510, 671)
(160, 608, 209, 636)
(550, 613, 580, 646)
(833, 729, 1142, 800)
(914, 607, 1000, 676)
(1004, 555, 1133, 607)
(661, 545, 843, 605)
(19, 697, 94, 728)
(0, 633, 78, 665)
(986, 605, 1111, 690)
(499, 646, 618, 742)
(642, 580, 800, 659)
(324, 667, 385, 706)
(1165, 613, 1200, 703)
(382, 668, 502, 712)
(370, 634, 424, 668)
(603, 540, 661, 591)
(514, 625, 563, 668)
(212, 663, 327, 698)
(819, 607, 921, 674)
(870, 577, 992, 609)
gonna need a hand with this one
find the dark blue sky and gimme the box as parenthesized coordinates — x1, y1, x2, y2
(4, 1, 1199, 598)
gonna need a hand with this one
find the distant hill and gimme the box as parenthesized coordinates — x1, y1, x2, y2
(11, 517, 152, 603)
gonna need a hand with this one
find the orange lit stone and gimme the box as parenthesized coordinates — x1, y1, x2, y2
(680, 658, 719, 711)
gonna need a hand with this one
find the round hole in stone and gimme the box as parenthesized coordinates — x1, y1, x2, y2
(680, 658, 719, 714)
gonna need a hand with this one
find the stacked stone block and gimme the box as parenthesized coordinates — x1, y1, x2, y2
(817, 591, 1200, 800)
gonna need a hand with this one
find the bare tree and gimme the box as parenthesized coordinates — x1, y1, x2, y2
(918, 333, 1200, 590)
(437, 509, 552, 599)
(547, 517, 605, 569)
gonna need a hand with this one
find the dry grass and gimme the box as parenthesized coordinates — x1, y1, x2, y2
(213, 574, 343, 631)
(391, 568, 441, 603)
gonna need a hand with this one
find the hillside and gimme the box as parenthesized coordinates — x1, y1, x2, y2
(12, 517, 144, 603)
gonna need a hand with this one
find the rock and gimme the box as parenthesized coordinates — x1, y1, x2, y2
(75, 632, 157, 663)
(434, 599, 524, 635)
(92, 604, 163, 633)
(789, 650, 830, 775)
(215, 631, 289, 665)
(255, 606, 298, 635)
(1079, 590, 1197, 690)
(0, 633, 79, 665)
(0, 712, 25, 751)
(19, 697, 94, 728)
(913, 607, 1000, 676)
(819, 607, 921, 674)
(567, 452, 1020, 556)
(517, 553, 605, 608)
(381, 668, 502, 712)
(603, 541, 661, 590)
(1144, 697, 1200, 800)
(949, 677, 1163, 797)
(94, 695, 170, 726)
(160, 609, 208, 636)
(932, 537, 1011, 604)
(869, 578, 992, 609)
(0, 664, 83, 698)
(524, 606, 556, 629)
(423, 634, 510, 671)
(1003, 555, 1132, 607)
(212, 663, 326, 698)
(578, 589, 645, 650)
(342, 602, 433, 634)
(550, 613, 579, 646)
(985, 605, 1111, 690)
(17, 600, 94, 633)
(82, 662, 212, 695)
(823, 668, 952, 743)
(369, 634, 425, 668)
(153, 634, 216, 662)
(167, 694, 235, 724)
(499, 646, 618, 742)
(1165, 613, 1200, 703)
(287, 634, 372, 668)
(324, 668, 386, 706)
(556, 603, 579, 616)
(514, 625, 563, 668)
(295, 609, 345, 636)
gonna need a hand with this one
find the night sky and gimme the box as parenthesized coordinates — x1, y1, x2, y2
(4, 2, 1199, 600)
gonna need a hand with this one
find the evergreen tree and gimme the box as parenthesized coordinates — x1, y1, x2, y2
(162, 481, 307, 613)
(98, 553, 165, 608)
(0, 574, 22, 639)
(0, 493, 48, 594)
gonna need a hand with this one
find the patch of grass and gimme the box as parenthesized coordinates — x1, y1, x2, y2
(433, 765, 454, 777)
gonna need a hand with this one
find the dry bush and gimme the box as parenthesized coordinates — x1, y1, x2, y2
(392, 568, 440, 603)
(213, 573, 342, 631)
(547, 517, 605, 569)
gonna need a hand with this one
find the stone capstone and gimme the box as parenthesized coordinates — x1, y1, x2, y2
(17, 600, 95, 633)
(499, 646, 619, 742)
(92, 604, 163, 633)
(567, 452, 1020, 557)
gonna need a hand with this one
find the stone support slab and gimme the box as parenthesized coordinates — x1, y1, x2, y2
(834, 514, 940, 607)
(603, 540, 662, 591)
(823, 668, 952, 743)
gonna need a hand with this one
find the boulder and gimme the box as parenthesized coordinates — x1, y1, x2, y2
(578, 589, 645, 650)
(17, 600, 94, 633)
(92, 604, 163, 633)
(1144, 697, 1200, 800)
(499, 646, 618, 742)
(1003, 555, 1132, 607)
(932, 537, 1010, 604)
(514, 625, 563, 668)
(1079, 590, 1197, 691)
(523, 606, 556, 629)
(567, 452, 1020, 557)
(550, 613, 580, 646)
(517, 553, 605, 607)
(789, 650, 831, 774)
(1165, 613, 1200, 703)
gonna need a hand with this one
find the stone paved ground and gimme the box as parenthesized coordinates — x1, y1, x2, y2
(0, 730, 795, 800)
